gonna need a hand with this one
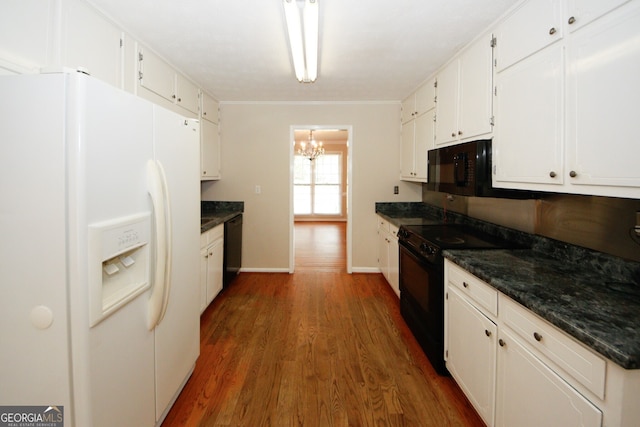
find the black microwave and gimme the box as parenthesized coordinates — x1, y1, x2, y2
(427, 139, 533, 198)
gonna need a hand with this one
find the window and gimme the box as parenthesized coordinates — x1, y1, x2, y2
(294, 153, 342, 216)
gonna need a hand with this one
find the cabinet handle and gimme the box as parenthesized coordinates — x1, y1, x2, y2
(549, 171, 557, 178)
(533, 332, 543, 342)
(549, 27, 557, 35)
(485, 329, 492, 337)
(499, 338, 505, 347)
(172, 94, 176, 99)
(178, 97, 182, 102)
(458, 130, 462, 135)
(568, 16, 576, 25)
(569, 170, 578, 178)
(463, 281, 469, 288)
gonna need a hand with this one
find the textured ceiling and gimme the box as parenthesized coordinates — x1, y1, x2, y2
(86, 0, 520, 102)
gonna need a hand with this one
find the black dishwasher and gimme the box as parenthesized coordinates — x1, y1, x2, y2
(223, 214, 242, 287)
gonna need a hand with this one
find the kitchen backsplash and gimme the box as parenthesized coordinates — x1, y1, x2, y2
(422, 188, 640, 263)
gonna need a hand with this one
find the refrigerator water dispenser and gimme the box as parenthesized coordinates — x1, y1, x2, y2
(88, 212, 151, 327)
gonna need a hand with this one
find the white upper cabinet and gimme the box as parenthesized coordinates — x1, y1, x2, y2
(493, 0, 640, 198)
(201, 92, 219, 124)
(565, 0, 630, 32)
(61, 0, 123, 88)
(494, 43, 564, 187)
(401, 79, 435, 181)
(0, 0, 53, 73)
(435, 34, 494, 147)
(493, 0, 563, 73)
(138, 46, 200, 115)
(565, 1, 640, 194)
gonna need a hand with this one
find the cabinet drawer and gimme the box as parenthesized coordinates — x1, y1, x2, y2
(201, 223, 224, 247)
(377, 216, 389, 232)
(446, 261, 498, 317)
(500, 294, 606, 399)
(389, 224, 399, 239)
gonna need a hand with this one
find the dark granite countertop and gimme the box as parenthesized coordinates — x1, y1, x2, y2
(444, 249, 640, 369)
(375, 201, 640, 369)
(201, 201, 244, 233)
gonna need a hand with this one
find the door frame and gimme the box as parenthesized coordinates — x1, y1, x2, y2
(289, 125, 353, 273)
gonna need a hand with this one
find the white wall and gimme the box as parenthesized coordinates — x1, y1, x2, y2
(201, 102, 423, 272)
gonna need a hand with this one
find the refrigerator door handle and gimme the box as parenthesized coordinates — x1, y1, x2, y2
(146, 159, 173, 330)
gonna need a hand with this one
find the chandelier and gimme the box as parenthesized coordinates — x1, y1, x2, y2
(298, 130, 324, 161)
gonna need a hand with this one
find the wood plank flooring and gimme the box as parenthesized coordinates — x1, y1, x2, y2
(162, 222, 484, 426)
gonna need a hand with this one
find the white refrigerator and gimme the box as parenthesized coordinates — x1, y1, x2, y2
(0, 71, 200, 426)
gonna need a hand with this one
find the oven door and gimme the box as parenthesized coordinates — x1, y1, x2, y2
(398, 241, 447, 375)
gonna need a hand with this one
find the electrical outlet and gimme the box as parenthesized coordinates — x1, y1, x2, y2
(255, 185, 261, 194)
(393, 185, 399, 195)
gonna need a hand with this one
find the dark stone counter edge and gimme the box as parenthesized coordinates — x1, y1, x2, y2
(201, 201, 244, 233)
(376, 201, 640, 370)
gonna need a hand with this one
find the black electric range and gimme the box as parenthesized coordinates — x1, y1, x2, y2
(396, 223, 518, 375)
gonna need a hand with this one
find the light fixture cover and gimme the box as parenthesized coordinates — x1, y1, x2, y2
(283, 0, 318, 83)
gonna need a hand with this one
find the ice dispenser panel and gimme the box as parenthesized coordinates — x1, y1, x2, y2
(88, 212, 151, 327)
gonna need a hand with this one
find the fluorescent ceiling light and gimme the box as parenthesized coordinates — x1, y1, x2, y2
(283, 0, 318, 83)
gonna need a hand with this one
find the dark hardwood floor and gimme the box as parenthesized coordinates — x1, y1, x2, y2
(162, 222, 484, 426)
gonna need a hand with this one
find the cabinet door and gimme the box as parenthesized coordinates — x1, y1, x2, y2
(378, 227, 390, 281)
(0, 0, 51, 72)
(413, 111, 434, 180)
(446, 286, 497, 427)
(496, 328, 602, 427)
(566, 0, 630, 33)
(400, 121, 416, 179)
(175, 73, 199, 115)
(388, 232, 399, 297)
(414, 78, 435, 116)
(494, 0, 563, 72)
(435, 59, 459, 146)
(62, 0, 123, 88)
(206, 238, 224, 305)
(201, 92, 219, 124)
(493, 43, 564, 188)
(565, 1, 640, 195)
(401, 94, 415, 124)
(458, 35, 493, 141)
(200, 247, 208, 313)
(201, 119, 220, 180)
(139, 48, 175, 102)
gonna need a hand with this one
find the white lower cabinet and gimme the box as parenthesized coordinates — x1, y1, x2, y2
(377, 216, 399, 297)
(495, 327, 601, 427)
(444, 259, 640, 427)
(446, 285, 497, 426)
(200, 224, 224, 313)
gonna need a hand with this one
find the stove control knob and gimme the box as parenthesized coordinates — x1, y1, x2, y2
(397, 229, 408, 239)
(420, 244, 437, 255)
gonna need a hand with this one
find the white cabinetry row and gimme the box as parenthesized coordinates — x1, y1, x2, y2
(377, 216, 399, 297)
(493, 0, 640, 199)
(445, 259, 640, 427)
(200, 225, 224, 313)
(400, 0, 640, 199)
(0, 0, 220, 182)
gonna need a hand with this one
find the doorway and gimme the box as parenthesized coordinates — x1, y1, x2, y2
(289, 126, 352, 273)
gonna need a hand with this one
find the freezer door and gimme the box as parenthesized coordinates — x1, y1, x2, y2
(151, 106, 201, 421)
(70, 73, 156, 427)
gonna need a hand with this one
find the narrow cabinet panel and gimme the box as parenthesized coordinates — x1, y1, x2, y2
(566, 1, 640, 190)
(446, 286, 497, 427)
